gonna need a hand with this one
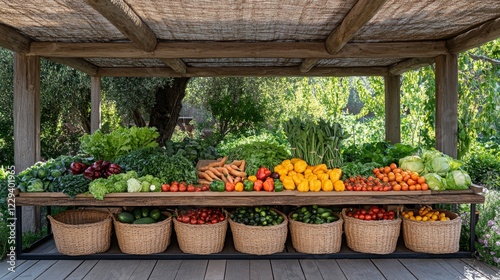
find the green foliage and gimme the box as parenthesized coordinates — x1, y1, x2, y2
(475, 190, 500, 267)
(165, 138, 219, 165)
(343, 141, 417, 166)
(464, 141, 500, 190)
(114, 147, 198, 184)
(217, 132, 291, 175)
(80, 126, 159, 161)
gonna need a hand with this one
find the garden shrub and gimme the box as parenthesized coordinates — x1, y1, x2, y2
(464, 141, 500, 190)
(475, 189, 500, 267)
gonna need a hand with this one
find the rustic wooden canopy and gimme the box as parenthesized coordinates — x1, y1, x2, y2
(2, 0, 499, 231)
(0, 0, 499, 76)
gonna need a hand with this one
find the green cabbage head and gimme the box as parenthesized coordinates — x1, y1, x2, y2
(399, 156, 425, 174)
(445, 170, 471, 190)
(422, 173, 446, 191)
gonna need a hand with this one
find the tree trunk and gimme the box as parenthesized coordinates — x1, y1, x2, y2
(131, 108, 146, 127)
(149, 77, 190, 144)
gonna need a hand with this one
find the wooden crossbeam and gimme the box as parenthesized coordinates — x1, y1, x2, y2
(447, 17, 500, 54)
(28, 41, 447, 59)
(47, 58, 99, 76)
(0, 23, 31, 53)
(159, 58, 187, 74)
(85, 0, 157, 52)
(97, 66, 388, 77)
(389, 58, 434, 75)
(300, 0, 388, 72)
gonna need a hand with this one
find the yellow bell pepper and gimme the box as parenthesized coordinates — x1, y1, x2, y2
(317, 173, 330, 182)
(234, 182, 244, 192)
(297, 180, 309, 192)
(290, 158, 301, 164)
(273, 164, 288, 177)
(305, 174, 317, 180)
(292, 173, 304, 185)
(322, 180, 334, 192)
(248, 175, 257, 182)
(313, 164, 327, 174)
(334, 180, 345, 192)
(285, 163, 294, 171)
(288, 170, 297, 177)
(281, 176, 295, 190)
(293, 160, 308, 173)
(309, 178, 322, 192)
(307, 165, 314, 171)
(304, 169, 313, 176)
(282, 159, 291, 166)
(328, 168, 342, 183)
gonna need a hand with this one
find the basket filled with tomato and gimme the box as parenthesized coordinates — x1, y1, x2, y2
(401, 206, 461, 254)
(173, 207, 228, 254)
(228, 207, 288, 255)
(342, 206, 401, 254)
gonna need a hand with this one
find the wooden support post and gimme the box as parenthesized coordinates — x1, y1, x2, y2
(14, 53, 41, 232)
(384, 74, 401, 143)
(435, 54, 458, 158)
(91, 76, 101, 133)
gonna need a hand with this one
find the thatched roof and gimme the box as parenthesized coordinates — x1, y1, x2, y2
(0, 0, 499, 77)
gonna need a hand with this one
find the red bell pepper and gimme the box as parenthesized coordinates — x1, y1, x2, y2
(263, 177, 274, 192)
(253, 180, 263, 191)
(256, 167, 271, 181)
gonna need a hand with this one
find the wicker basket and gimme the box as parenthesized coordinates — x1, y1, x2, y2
(173, 213, 228, 254)
(113, 212, 172, 254)
(288, 212, 343, 254)
(228, 209, 288, 255)
(402, 209, 461, 254)
(48, 209, 112, 256)
(342, 208, 401, 254)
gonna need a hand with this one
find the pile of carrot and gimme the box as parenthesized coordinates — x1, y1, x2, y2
(197, 157, 247, 185)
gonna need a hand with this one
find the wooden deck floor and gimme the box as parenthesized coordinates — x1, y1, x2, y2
(1, 257, 499, 280)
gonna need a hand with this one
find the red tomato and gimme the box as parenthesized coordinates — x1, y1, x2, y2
(197, 219, 205, 224)
(219, 215, 225, 221)
(195, 187, 202, 192)
(377, 213, 384, 219)
(190, 218, 197, 224)
(179, 185, 187, 192)
(161, 184, 170, 192)
(170, 185, 179, 192)
(359, 214, 365, 220)
(182, 216, 190, 223)
(187, 185, 195, 192)
(171, 181, 178, 185)
(365, 215, 372, 221)
(361, 209, 367, 214)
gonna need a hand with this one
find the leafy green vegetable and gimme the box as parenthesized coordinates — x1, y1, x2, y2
(80, 126, 159, 161)
(27, 179, 44, 192)
(446, 170, 472, 190)
(343, 141, 417, 166)
(51, 174, 91, 198)
(115, 147, 198, 184)
(341, 162, 380, 179)
(126, 178, 142, 192)
(423, 173, 446, 191)
(427, 156, 451, 176)
(165, 138, 219, 165)
(399, 155, 425, 174)
(89, 171, 138, 200)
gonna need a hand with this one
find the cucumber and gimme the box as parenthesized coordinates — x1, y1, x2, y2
(132, 217, 156, 224)
(117, 212, 134, 223)
(133, 208, 142, 220)
(141, 207, 150, 218)
(149, 209, 161, 221)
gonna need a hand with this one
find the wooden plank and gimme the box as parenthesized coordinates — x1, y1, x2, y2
(1, 260, 39, 280)
(149, 260, 182, 280)
(160, 58, 187, 74)
(447, 17, 500, 54)
(271, 259, 305, 280)
(299, 259, 323, 280)
(129, 260, 157, 280)
(225, 260, 249, 280)
(91, 76, 101, 133)
(15, 193, 485, 207)
(435, 54, 458, 158)
(0, 260, 26, 278)
(337, 259, 385, 280)
(434, 259, 488, 280)
(65, 260, 99, 280)
(325, 0, 387, 54)
(315, 259, 347, 280)
(295, 190, 431, 196)
(204, 260, 227, 280)
(28, 41, 448, 59)
(389, 58, 434, 75)
(460, 258, 500, 279)
(36, 260, 83, 280)
(11, 260, 56, 279)
(97, 66, 388, 78)
(174, 260, 209, 280)
(385, 74, 401, 144)
(371, 259, 417, 280)
(81, 260, 132, 280)
(47, 58, 99, 76)
(85, 0, 157, 51)
(399, 259, 465, 280)
(0, 23, 31, 53)
(249, 260, 273, 280)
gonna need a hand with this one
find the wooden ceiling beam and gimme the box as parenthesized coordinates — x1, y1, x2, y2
(85, 0, 157, 52)
(389, 58, 435, 75)
(29, 41, 447, 59)
(301, 0, 388, 72)
(0, 23, 31, 53)
(98, 66, 388, 77)
(447, 17, 500, 54)
(159, 58, 187, 74)
(47, 58, 99, 76)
